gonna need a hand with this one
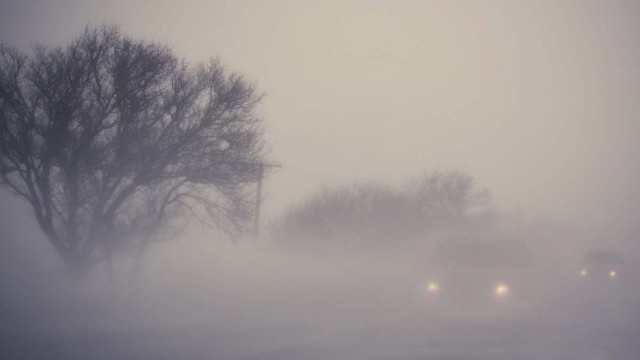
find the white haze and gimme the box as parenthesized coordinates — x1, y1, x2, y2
(1, 1, 640, 359)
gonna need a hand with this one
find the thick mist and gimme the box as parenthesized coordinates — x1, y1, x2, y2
(2, 1, 640, 359)
(3, 189, 639, 359)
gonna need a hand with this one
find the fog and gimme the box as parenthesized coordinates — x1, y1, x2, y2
(1, 1, 640, 359)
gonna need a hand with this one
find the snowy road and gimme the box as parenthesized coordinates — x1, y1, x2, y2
(235, 317, 638, 360)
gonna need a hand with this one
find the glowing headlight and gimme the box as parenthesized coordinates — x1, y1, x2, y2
(426, 281, 440, 294)
(580, 269, 588, 277)
(609, 270, 617, 278)
(494, 283, 509, 297)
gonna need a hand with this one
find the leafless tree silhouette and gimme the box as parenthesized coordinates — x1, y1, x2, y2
(270, 171, 491, 252)
(0, 26, 267, 273)
(408, 170, 490, 222)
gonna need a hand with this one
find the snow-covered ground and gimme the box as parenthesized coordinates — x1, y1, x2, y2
(3, 298, 637, 360)
(234, 314, 638, 360)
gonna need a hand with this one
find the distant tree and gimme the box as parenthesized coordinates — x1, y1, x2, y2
(0, 26, 267, 274)
(270, 171, 491, 252)
(270, 183, 403, 252)
(406, 170, 490, 226)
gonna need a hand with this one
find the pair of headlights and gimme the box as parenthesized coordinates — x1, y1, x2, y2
(580, 269, 618, 278)
(425, 281, 510, 297)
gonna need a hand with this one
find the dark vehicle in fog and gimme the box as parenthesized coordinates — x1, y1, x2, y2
(578, 250, 626, 282)
(562, 249, 635, 323)
(422, 236, 535, 317)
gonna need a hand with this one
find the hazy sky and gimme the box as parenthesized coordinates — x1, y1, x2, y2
(1, 0, 639, 235)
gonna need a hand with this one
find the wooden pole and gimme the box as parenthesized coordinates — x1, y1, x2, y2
(252, 163, 281, 243)
(253, 164, 264, 242)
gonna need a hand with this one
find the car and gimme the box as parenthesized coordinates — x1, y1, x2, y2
(578, 250, 626, 282)
(552, 249, 636, 324)
(420, 235, 535, 318)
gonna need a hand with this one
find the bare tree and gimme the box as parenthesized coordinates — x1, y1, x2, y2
(408, 170, 490, 222)
(269, 171, 491, 252)
(0, 26, 267, 274)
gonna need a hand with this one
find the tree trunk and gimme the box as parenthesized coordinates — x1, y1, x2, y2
(131, 236, 152, 284)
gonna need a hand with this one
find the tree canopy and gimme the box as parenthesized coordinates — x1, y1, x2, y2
(270, 171, 492, 252)
(0, 26, 267, 272)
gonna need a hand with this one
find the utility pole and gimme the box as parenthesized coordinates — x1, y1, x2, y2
(253, 163, 281, 242)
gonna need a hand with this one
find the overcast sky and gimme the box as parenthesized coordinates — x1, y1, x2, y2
(1, 0, 639, 237)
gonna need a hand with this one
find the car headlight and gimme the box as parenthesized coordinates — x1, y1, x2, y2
(494, 283, 509, 297)
(580, 269, 588, 277)
(426, 281, 440, 294)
